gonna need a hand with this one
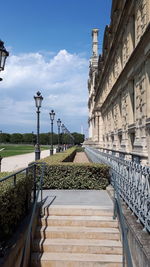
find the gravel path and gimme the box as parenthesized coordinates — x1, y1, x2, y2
(73, 152, 90, 163)
(1, 149, 51, 172)
(1, 150, 89, 173)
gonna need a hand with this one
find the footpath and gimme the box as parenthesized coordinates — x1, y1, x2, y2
(73, 151, 90, 163)
(1, 149, 50, 172)
(1, 151, 90, 173)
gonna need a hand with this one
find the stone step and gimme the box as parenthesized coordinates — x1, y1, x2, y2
(39, 215, 118, 228)
(43, 205, 113, 217)
(35, 226, 120, 240)
(33, 238, 122, 255)
(31, 252, 122, 267)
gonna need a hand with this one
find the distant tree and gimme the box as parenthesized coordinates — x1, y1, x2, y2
(0, 133, 10, 143)
(48, 133, 58, 145)
(23, 133, 34, 144)
(72, 132, 84, 145)
(53, 133, 58, 145)
(10, 133, 23, 144)
(40, 133, 49, 145)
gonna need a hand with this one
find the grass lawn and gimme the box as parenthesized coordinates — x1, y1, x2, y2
(0, 144, 50, 157)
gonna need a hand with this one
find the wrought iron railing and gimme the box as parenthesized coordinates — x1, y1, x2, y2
(0, 162, 37, 261)
(20, 162, 46, 267)
(0, 161, 56, 266)
(85, 146, 136, 267)
(85, 146, 150, 266)
(113, 177, 133, 267)
(85, 146, 150, 232)
(0, 163, 35, 187)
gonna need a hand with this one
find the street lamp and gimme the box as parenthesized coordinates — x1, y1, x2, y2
(61, 124, 65, 150)
(0, 40, 9, 81)
(57, 118, 61, 152)
(34, 91, 43, 160)
(49, 109, 55, 155)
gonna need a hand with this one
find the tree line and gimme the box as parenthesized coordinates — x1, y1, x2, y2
(0, 132, 84, 145)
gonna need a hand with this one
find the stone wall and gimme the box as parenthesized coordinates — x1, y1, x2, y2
(88, 0, 150, 164)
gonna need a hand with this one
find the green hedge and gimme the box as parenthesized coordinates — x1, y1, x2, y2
(0, 172, 33, 245)
(38, 147, 110, 190)
(39, 146, 77, 164)
(41, 163, 109, 189)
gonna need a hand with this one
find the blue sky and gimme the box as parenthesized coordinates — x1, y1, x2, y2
(0, 0, 111, 135)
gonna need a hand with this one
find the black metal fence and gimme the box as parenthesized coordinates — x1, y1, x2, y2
(85, 146, 150, 267)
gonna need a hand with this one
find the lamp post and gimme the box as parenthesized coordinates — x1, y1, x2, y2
(34, 91, 43, 160)
(57, 118, 61, 152)
(0, 40, 9, 81)
(49, 110, 55, 155)
(61, 123, 65, 150)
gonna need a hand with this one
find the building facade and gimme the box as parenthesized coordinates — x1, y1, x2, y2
(88, 0, 150, 164)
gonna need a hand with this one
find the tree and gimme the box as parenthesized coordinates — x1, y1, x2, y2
(10, 133, 23, 144)
(72, 132, 84, 145)
(22, 133, 34, 144)
(40, 133, 49, 145)
(0, 133, 10, 143)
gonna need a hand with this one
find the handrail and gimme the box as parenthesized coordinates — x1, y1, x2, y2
(85, 146, 150, 232)
(97, 146, 147, 159)
(85, 146, 144, 267)
(20, 162, 46, 267)
(113, 176, 133, 267)
(0, 162, 36, 183)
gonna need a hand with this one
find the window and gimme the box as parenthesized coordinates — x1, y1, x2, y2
(130, 132, 135, 148)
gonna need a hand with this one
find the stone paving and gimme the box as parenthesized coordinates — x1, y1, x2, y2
(73, 152, 90, 163)
(42, 190, 113, 208)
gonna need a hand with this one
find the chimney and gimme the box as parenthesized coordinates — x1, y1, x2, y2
(92, 28, 99, 58)
(90, 28, 99, 69)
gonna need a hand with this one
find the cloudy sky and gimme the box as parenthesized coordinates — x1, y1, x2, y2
(0, 0, 111, 135)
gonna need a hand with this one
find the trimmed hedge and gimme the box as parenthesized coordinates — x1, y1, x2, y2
(42, 163, 109, 189)
(38, 147, 110, 190)
(0, 172, 33, 245)
(39, 146, 77, 164)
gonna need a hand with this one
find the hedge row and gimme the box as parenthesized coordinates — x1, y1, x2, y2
(38, 146, 110, 190)
(39, 146, 77, 164)
(41, 163, 109, 189)
(0, 148, 76, 249)
(0, 172, 33, 246)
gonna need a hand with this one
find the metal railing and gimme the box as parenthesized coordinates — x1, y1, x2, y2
(20, 162, 46, 267)
(113, 177, 133, 267)
(0, 163, 35, 187)
(85, 146, 150, 232)
(85, 146, 150, 267)
(0, 162, 38, 261)
(0, 161, 56, 266)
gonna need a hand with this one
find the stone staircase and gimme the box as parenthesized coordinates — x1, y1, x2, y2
(31, 205, 122, 266)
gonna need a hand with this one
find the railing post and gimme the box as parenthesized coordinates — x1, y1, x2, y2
(33, 164, 36, 202)
(25, 168, 29, 212)
(0, 155, 2, 172)
(14, 174, 16, 186)
(113, 194, 117, 220)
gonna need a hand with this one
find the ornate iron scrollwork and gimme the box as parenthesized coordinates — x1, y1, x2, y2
(85, 146, 150, 232)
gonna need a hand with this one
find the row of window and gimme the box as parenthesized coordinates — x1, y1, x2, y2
(98, 0, 148, 105)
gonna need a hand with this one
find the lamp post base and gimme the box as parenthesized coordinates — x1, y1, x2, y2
(0, 155, 2, 172)
(50, 149, 53, 156)
(35, 146, 41, 160)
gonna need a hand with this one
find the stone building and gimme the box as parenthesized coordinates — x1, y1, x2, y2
(88, 0, 150, 164)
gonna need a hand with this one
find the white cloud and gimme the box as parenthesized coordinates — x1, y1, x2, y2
(0, 49, 89, 133)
